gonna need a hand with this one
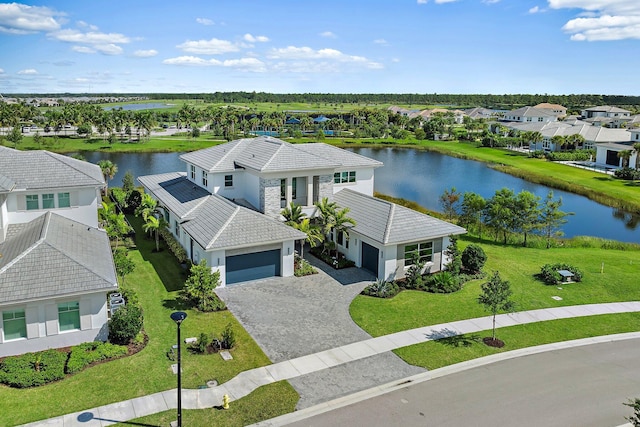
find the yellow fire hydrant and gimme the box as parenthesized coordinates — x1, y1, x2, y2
(222, 394, 230, 410)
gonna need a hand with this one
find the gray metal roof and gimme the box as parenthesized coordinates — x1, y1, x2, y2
(0, 212, 117, 305)
(179, 136, 380, 173)
(183, 195, 306, 250)
(505, 106, 557, 118)
(137, 172, 210, 220)
(0, 146, 104, 190)
(332, 189, 466, 245)
(0, 174, 15, 193)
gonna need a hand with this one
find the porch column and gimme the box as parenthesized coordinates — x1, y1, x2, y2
(307, 175, 314, 207)
(286, 177, 293, 206)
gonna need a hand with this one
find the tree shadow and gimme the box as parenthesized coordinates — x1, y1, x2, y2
(162, 297, 190, 311)
(427, 330, 482, 348)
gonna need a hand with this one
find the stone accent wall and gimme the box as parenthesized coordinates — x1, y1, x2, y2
(318, 174, 333, 200)
(260, 177, 283, 218)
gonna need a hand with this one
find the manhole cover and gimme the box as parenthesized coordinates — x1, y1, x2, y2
(551, 296, 563, 301)
(207, 380, 218, 387)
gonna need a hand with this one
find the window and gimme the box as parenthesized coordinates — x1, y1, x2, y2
(164, 209, 170, 223)
(404, 242, 433, 266)
(42, 193, 55, 209)
(225, 174, 233, 187)
(292, 177, 297, 199)
(280, 179, 286, 201)
(334, 171, 357, 184)
(58, 192, 70, 208)
(26, 194, 39, 210)
(338, 231, 349, 248)
(190, 165, 196, 180)
(58, 301, 80, 332)
(201, 170, 208, 187)
(3, 309, 26, 340)
(175, 220, 180, 237)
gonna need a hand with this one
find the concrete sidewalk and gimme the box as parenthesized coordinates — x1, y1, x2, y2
(20, 301, 640, 427)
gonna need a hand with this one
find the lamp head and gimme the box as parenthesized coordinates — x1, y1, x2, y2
(170, 311, 187, 325)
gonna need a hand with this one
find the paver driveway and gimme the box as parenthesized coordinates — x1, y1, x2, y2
(216, 255, 425, 409)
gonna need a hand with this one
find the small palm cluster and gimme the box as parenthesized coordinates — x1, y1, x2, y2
(281, 197, 356, 263)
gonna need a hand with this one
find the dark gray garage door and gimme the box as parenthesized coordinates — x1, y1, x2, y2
(361, 242, 379, 277)
(226, 249, 281, 284)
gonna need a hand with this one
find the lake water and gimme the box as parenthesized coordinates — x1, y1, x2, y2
(103, 103, 174, 111)
(80, 148, 640, 243)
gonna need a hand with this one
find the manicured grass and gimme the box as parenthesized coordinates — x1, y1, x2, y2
(351, 236, 640, 369)
(396, 313, 640, 370)
(350, 236, 640, 338)
(0, 216, 297, 426)
(113, 381, 298, 427)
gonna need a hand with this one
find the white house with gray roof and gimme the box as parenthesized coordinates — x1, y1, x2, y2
(139, 136, 465, 285)
(0, 147, 116, 357)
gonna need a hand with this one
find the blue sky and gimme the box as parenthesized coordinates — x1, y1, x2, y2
(0, 0, 639, 95)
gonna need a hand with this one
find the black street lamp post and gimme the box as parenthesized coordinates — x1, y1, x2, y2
(170, 311, 187, 427)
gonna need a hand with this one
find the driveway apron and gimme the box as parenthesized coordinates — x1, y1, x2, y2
(216, 254, 425, 409)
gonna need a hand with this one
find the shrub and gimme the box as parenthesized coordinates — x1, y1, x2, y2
(124, 189, 143, 214)
(181, 260, 226, 312)
(362, 279, 400, 298)
(66, 342, 127, 374)
(294, 258, 316, 277)
(108, 304, 143, 345)
(159, 227, 188, 264)
(427, 271, 462, 293)
(546, 150, 594, 161)
(0, 350, 67, 388)
(189, 333, 210, 354)
(110, 187, 128, 209)
(404, 253, 425, 290)
(462, 244, 487, 273)
(221, 323, 236, 350)
(614, 167, 640, 181)
(538, 263, 583, 285)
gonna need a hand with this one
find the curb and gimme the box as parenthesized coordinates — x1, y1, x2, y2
(251, 332, 640, 426)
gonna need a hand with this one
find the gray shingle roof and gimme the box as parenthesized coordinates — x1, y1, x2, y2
(0, 146, 104, 190)
(0, 174, 15, 193)
(183, 195, 306, 250)
(332, 189, 466, 245)
(179, 136, 381, 173)
(0, 212, 117, 305)
(137, 172, 210, 220)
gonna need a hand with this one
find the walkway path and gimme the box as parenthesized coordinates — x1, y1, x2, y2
(20, 301, 640, 426)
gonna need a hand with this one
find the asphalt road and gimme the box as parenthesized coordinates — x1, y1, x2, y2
(285, 338, 640, 427)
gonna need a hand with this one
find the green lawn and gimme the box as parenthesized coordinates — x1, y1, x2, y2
(0, 216, 298, 426)
(350, 236, 640, 368)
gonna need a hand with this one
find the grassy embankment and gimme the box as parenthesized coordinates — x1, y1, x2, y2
(0, 216, 297, 426)
(350, 235, 640, 370)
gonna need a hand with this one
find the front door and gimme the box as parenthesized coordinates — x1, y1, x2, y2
(361, 242, 379, 277)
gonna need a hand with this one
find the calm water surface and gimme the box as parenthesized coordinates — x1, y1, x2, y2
(81, 148, 640, 243)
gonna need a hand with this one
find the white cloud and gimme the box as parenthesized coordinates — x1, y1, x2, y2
(76, 20, 98, 31)
(549, 0, 640, 41)
(134, 49, 158, 57)
(72, 45, 95, 54)
(0, 3, 63, 34)
(320, 31, 336, 38)
(417, 0, 427, 4)
(529, 6, 540, 13)
(374, 38, 389, 46)
(196, 17, 214, 25)
(18, 68, 38, 75)
(177, 38, 240, 54)
(243, 33, 269, 43)
(0, 68, 4, 73)
(94, 43, 123, 55)
(162, 55, 266, 72)
(482, 0, 501, 4)
(267, 46, 383, 71)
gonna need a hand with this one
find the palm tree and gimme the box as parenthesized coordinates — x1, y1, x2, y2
(281, 202, 306, 225)
(98, 160, 118, 195)
(551, 135, 565, 152)
(633, 142, 640, 170)
(567, 134, 586, 151)
(618, 150, 633, 168)
(142, 215, 167, 252)
(530, 131, 543, 151)
(331, 207, 356, 259)
(293, 218, 322, 259)
(135, 193, 158, 221)
(98, 201, 129, 250)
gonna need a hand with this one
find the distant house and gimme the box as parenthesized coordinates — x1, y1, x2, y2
(139, 136, 465, 286)
(464, 107, 495, 120)
(500, 106, 557, 124)
(0, 147, 116, 357)
(581, 105, 631, 120)
(533, 103, 567, 118)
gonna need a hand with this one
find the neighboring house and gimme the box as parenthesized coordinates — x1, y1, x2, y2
(533, 103, 567, 118)
(413, 108, 466, 124)
(0, 147, 116, 357)
(581, 106, 631, 119)
(464, 107, 495, 120)
(138, 136, 466, 286)
(595, 142, 639, 168)
(500, 106, 557, 124)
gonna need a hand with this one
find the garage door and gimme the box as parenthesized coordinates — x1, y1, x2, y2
(361, 242, 379, 277)
(226, 249, 281, 284)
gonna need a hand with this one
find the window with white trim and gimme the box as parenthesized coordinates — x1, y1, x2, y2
(2, 309, 26, 340)
(58, 301, 80, 332)
(225, 174, 233, 187)
(58, 192, 70, 208)
(190, 165, 196, 180)
(404, 242, 433, 266)
(292, 177, 297, 199)
(201, 170, 208, 187)
(26, 194, 39, 210)
(42, 193, 55, 209)
(334, 171, 356, 184)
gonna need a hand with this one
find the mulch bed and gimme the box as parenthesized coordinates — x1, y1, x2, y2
(483, 337, 505, 348)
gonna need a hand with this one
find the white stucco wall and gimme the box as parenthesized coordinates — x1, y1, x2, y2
(332, 167, 375, 197)
(5, 187, 100, 228)
(0, 292, 110, 357)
